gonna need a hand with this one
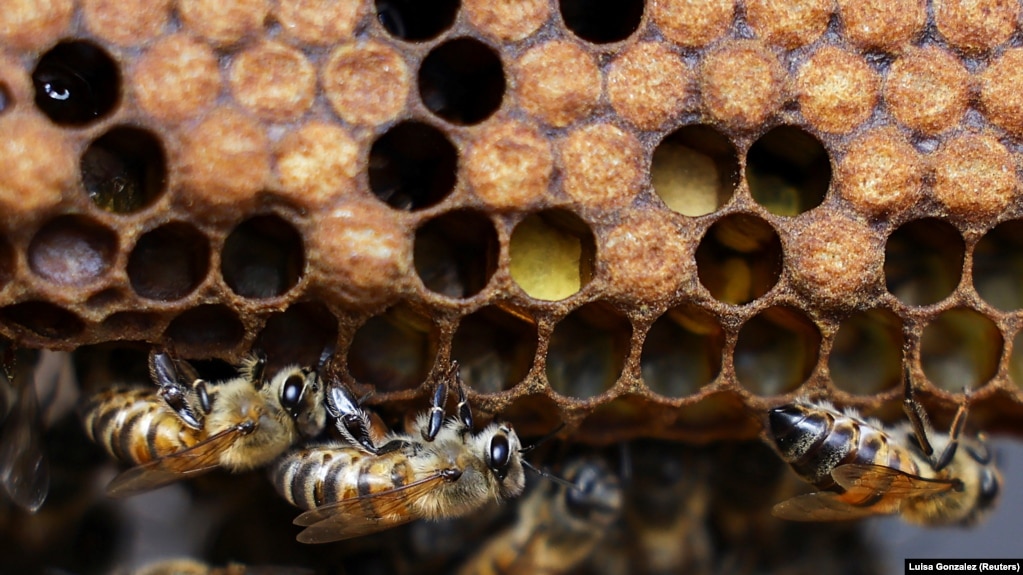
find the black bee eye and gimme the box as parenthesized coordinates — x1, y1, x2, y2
(978, 468, 1000, 509)
(488, 434, 511, 481)
(281, 374, 305, 415)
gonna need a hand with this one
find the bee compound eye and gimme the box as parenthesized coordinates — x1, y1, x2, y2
(281, 374, 305, 413)
(978, 468, 1000, 508)
(488, 433, 511, 481)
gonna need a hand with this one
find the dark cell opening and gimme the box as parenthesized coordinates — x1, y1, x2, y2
(0, 83, 9, 115)
(221, 215, 304, 299)
(641, 305, 724, 397)
(651, 125, 739, 217)
(419, 38, 505, 125)
(81, 126, 167, 213)
(746, 126, 831, 216)
(560, 0, 645, 43)
(973, 220, 1023, 311)
(0, 236, 13, 290)
(414, 210, 498, 298)
(451, 305, 538, 394)
(164, 304, 245, 351)
(28, 215, 117, 286)
(1, 301, 85, 339)
(695, 213, 782, 305)
(829, 308, 903, 395)
(921, 308, 1001, 392)
(32, 40, 120, 126)
(884, 218, 963, 306)
(127, 222, 210, 301)
(369, 121, 458, 210)
(348, 306, 434, 392)
(547, 302, 632, 399)
(375, 0, 459, 41)
(256, 302, 340, 370)
(509, 209, 596, 301)
(734, 306, 820, 396)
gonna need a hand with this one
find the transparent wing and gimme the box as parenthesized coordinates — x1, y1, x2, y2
(105, 423, 249, 497)
(0, 375, 48, 512)
(772, 491, 895, 521)
(832, 463, 959, 498)
(293, 472, 451, 544)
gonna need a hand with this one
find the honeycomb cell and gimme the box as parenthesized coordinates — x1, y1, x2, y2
(348, 306, 433, 392)
(228, 41, 315, 123)
(0, 301, 84, 339)
(0, 236, 12, 289)
(451, 306, 539, 394)
(164, 304, 245, 351)
(920, 308, 1001, 392)
(884, 218, 964, 306)
(82, 0, 171, 47)
(514, 40, 600, 128)
(1012, 330, 1023, 390)
(789, 214, 883, 308)
(0, 0, 73, 52)
(0, 112, 75, 213)
(274, 121, 359, 208)
(981, 49, 1023, 136)
(221, 215, 304, 299)
(651, 125, 738, 217)
(796, 46, 879, 134)
(32, 40, 120, 126)
(838, 127, 923, 217)
(546, 302, 632, 399)
(560, 123, 643, 210)
(80, 126, 167, 214)
(509, 210, 595, 301)
(746, 0, 832, 49)
(931, 133, 1016, 220)
(695, 214, 782, 305)
(274, 0, 361, 45)
(560, 0, 644, 43)
(607, 42, 690, 131)
(973, 220, 1023, 312)
(179, 108, 270, 205)
(368, 121, 457, 211)
(884, 46, 969, 135)
(0, 84, 8, 115)
(641, 306, 724, 398)
(935, 0, 1017, 53)
(413, 210, 498, 299)
(28, 215, 117, 286)
(700, 41, 785, 130)
(419, 38, 505, 125)
(322, 41, 410, 127)
(829, 308, 903, 395)
(734, 306, 821, 396)
(463, 0, 550, 42)
(131, 33, 221, 123)
(376, 0, 458, 41)
(602, 210, 690, 304)
(101, 311, 161, 335)
(255, 302, 339, 368)
(465, 121, 552, 209)
(746, 126, 830, 216)
(178, 0, 269, 46)
(127, 222, 210, 301)
(651, 0, 735, 48)
(838, 0, 925, 52)
(500, 393, 563, 435)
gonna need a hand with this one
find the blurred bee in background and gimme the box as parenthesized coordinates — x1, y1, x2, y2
(123, 557, 314, 575)
(0, 338, 49, 512)
(272, 362, 532, 543)
(457, 454, 623, 575)
(80, 349, 328, 496)
(766, 372, 1001, 525)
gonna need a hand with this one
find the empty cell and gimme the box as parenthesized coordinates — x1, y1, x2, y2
(734, 306, 820, 396)
(546, 302, 632, 399)
(419, 38, 505, 125)
(348, 306, 434, 392)
(651, 125, 739, 217)
(255, 302, 339, 368)
(81, 126, 166, 214)
(641, 305, 724, 398)
(509, 210, 595, 301)
(829, 308, 903, 395)
(376, 0, 458, 40)
(695, 213, 782, 305)
(163, 304, 245, 350)
(560, 0, 645, 43)
(32, 40, 120, 126)
(221, 215, 304, 299)
(921, 308, 1001, 392)
(369, 121, 458, 210)
(746, 126, 830, 216)
(1, 301, 84, 339)
(884, 218, 964, 306)
(28, 215, 117, 286)
(451, 306, 538, 394)
(1011, 329, 1023, 390)
(974, 220, 1023, 311)
(128, 223, 209, 301)
(414, 210, 498, 299)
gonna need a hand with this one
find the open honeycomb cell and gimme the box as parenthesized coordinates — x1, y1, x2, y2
(1, 0, 1023, 456)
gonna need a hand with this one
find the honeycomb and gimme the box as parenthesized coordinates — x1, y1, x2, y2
(2, 0, 1023, 446)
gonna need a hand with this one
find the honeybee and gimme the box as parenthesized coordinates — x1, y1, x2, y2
(80, 350, 328, 496)
(271, 363, 530, 543)
(456, 455, 623, 575)
(766, 374, 1001, 525)
(125, 558, 314, 575)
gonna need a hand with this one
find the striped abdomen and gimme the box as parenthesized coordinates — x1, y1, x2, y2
(81, 387, 202, 465)
(272, 445, 416, 511)
(768, 404, 921, 489)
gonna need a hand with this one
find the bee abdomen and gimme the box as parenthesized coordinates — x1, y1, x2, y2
(82, 388, 168, 465)
(272, 447, 416, 513)
(769, 405, 860, 488)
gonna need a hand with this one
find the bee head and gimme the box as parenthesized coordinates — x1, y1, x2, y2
(274, 367, 326, 438)
(481, 424, 525, 498)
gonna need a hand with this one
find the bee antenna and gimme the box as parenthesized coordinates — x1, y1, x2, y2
(522, 460, 578, 491)
(519, 422, 566, 454)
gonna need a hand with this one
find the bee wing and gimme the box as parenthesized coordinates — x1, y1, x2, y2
(105, 423, 249, 497)
(772, 491, 893, 521)
(293, 472, 451, 544)
(0, 375, 48, 512)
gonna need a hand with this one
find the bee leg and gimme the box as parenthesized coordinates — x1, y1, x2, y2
(452, 364, 474, 432)
(422, 377, 448, 442)
(193, 379, 211, 415)
(902, 369, 935, 457)
(158, 384, 204, 430)
(328, 385, 382, 454)
(244, 351, 268, 390)
(933, 392, 970, 472)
